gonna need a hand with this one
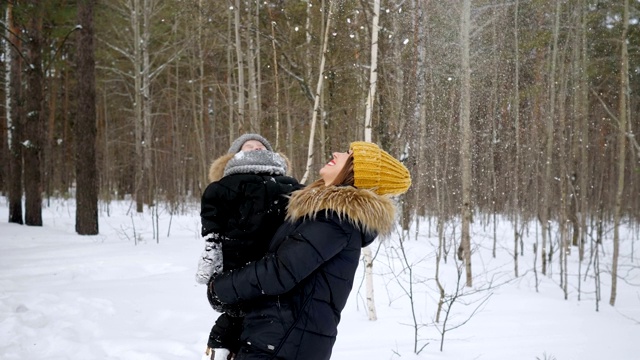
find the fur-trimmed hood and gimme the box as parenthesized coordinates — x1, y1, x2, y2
(286, 180, 397, 237)
(208, 152, 294, 183)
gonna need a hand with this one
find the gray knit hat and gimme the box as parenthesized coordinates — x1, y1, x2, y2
(228, 133, 273, 154)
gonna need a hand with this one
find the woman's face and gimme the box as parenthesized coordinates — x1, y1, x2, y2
(240, 140, 267, 152)
(320, 150, 352, 185)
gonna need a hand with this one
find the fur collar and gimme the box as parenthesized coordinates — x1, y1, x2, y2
(286, 180, 397, 236)
(209, 153, 235, 182)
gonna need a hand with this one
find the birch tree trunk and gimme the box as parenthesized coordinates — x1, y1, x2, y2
(361, 0, 381, 322)
(363, 0, 380, 142)
(300, 0, 334, 184)
(268, 7, 280, 149)
(6, 1, 23, 224)
(460, 0, 473, 287)
(75, 0, 99, 235)
(610, 0, 629, 307)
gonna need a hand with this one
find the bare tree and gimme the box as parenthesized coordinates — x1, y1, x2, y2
(391, 230, 429, 355)
(434, 258, 493, 352)
(460, 0, 473, 287)
(541, 0, 561, 276)
(187, 0, 211, 188)
(5, 1, 23, 224)
(2, 3, 10, 194)
(23, 0, 44, 226)
(363, 0, 380, 143)
(300, 0, 334, 184)
(100, 0, 181, 211)
(575, 0, 589, 299)
(512, 0, 521, 276)
(246, 1, 260, 133)
(75, 0, 99, 235)
(576, 0, 590, 262)
(361, 0, 381, 322)
(610, 0, 630, 307)
(267, 6, 281, 149)
(233, 0, 246, 132)
(407, 0, 428, 230)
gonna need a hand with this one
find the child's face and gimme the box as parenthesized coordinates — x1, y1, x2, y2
(240, 140, 267, 152)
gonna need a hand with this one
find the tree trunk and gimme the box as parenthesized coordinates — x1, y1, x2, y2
(133, 0, 144, 212)
(460, 0, 473, 287)
(268, 7, 281, 149)
(75, 0, 99, 235)
(6, 1, 23, 224)
(253, 2, 262, 133)
(412, 0, 428, 226)
(512, 0, 521, 275)
(247, 35, 259, 132)
(363, 0, 380, 143)
(234, 0, 246, 132)
(45, 60, 58, 201)
(227, 8, 235, 143)
(23, 0, 45, 226)
(541, 0, 561, 276)
(573, 0, 588, 301)
(361, 0, 382, 322)
(578, 0, 589, 263)
(142, 0, 153, 207)
(558, 40, 569, 299)
(247, 3, 259, 133)
(195, 0, 208, 187)
(610, 0, 629, 307)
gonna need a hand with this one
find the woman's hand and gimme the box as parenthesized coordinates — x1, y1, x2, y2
(207, 275, 245, 317)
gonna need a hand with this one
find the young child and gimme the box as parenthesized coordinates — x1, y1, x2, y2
(195, 134, 300, 360)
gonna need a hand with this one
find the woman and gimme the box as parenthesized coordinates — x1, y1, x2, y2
(209, 141, 411, 360)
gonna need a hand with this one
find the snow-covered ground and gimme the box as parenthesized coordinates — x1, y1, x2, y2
(1, 198, 638, 360)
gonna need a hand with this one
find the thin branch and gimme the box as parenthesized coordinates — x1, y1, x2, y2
(44, 25, 82, 73)
(277, 63, 314, 103)
(590, 87, 640, 155)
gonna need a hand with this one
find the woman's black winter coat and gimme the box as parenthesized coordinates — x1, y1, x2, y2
(211, 181, 397, 360)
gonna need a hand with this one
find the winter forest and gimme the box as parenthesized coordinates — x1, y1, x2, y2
(1, 0, 640, 358)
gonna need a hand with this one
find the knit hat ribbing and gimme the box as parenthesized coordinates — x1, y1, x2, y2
(228, 133, 273, 154)
(349, 141, 411, 196)
(223, 150, 287, 177)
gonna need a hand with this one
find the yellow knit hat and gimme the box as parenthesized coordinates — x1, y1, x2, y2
(349, 141, 411, 196)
